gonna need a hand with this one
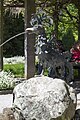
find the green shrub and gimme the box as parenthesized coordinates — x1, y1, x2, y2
(4, 63, 24, 78)
(62, 29, 75, 50)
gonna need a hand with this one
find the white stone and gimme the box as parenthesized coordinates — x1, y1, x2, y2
(13, 76, 77, 120)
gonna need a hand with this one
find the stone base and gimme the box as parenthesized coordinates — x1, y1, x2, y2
(0, 108, 15, 120)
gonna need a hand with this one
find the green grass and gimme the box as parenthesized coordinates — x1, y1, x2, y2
(4, 62, 78, 79)
(4, 63, 24, 78)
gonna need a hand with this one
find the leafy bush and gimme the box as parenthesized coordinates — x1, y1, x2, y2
(0, 71, 15, 90)
(62, 29, 75, 50)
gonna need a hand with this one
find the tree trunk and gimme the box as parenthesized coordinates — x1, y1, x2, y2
(0, 0, 3, 71)
(53, 1, 58, 40)
(24, 0, 35, 79)
(78, 8, 80, 41)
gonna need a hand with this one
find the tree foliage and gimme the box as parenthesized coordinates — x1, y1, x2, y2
(2, 0, 80, 57)
(58, 3, 78, 40)
(34, 0, 79, 50)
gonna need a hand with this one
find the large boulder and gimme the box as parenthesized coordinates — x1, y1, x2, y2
(12, 76, 77, 120)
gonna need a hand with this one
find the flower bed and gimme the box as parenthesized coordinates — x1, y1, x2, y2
(0, 71, 15, 91)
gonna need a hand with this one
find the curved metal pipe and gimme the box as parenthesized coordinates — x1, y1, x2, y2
(0, 27, 37, 47)
(0, 31, 25, 47)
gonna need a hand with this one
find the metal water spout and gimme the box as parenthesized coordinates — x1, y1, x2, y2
(0, 27, 37, 47)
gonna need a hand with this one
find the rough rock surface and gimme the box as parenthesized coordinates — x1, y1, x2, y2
(0, 108, 15, 120)
(13, 76, 77, 120)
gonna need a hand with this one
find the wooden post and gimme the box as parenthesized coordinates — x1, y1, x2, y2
(24, 0, 35, 79)
(0, 0, 3, 71)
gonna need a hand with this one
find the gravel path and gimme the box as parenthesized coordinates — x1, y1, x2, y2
(0, 94, 13, 113)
